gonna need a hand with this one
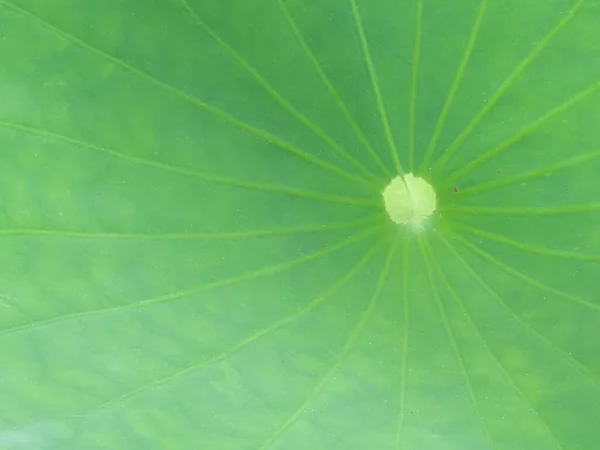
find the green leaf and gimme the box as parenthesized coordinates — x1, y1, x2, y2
(1, 0, 599, 449)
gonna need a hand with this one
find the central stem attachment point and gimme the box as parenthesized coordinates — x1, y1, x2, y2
(382, 173, 436, 230)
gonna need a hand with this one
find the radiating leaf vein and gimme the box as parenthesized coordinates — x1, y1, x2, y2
(430, 0, 586, 174)
(419, 0, 488, 173)
(0, 121, 380, 209)
(259, 241, 397, 449)
(420, 236, 496, 449)
(451, 149, 600, 197)
(437, 231, 600, 389)
(395, 241, 411, 449)
(444, 78, 600, 184)
(81, 238, 385, 417)
(449, 232, 600, 313)
(407, 1, 423, 173)
(441, 203, 600, 216)
(350, 0, 403, 175)
(433, 233, 566, 449)
(447, 220, 600, 262)
(0, 215, 384, 241)
(178, 0, 380, 183)
(0, 226, 381, 337)
(0, 0, 374, 190)
(276, 0, 390, 176)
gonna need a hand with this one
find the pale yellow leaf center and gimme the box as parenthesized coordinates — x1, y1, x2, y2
(382, 173, 437, 229)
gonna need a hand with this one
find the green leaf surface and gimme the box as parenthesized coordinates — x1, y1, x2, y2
(1, 0, 599, 449)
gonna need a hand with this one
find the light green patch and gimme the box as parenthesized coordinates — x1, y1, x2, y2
(382, 174, 436, 230)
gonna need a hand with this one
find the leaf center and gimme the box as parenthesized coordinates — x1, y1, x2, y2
(382, 174, 437, 230)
